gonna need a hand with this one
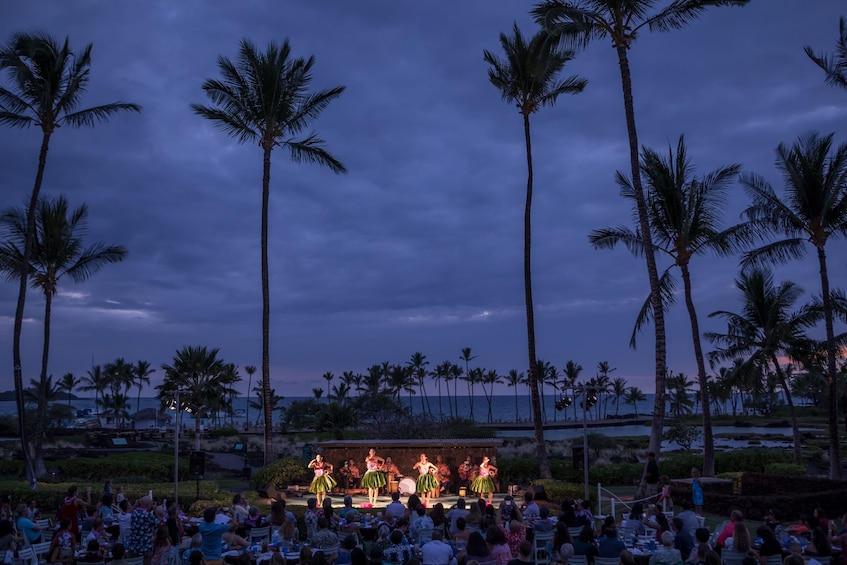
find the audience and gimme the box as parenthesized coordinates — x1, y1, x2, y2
(649, 531, 682, 565)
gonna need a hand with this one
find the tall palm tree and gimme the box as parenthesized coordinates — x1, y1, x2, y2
(459, 347, 477, 420)
(738, 131, 847, 478)
(57, 372, 78, 426)
(611, 377, 628, 417)
(244, 364, 256, 428)
(192, 39, 345, 465)
(0, 32, 140, 483)
(588, 136, 740, 476)
(533, 0, 750, 461)
(407, 352, 432, 417)
(158, 345, 227, 451)
(432, 361, 451, 420)
(707, 269, 819, 465)
(505, 369, 524, 422)
(625, 386, 646, 417)
(485, 25, 586, 478)
(805, 18, 847, 90)
(80, 365, 108, 410)
(0, 193, 128, 453)
(321, 372, 335, 405)
(562, 360, 583, 421)
(482, 369, 502, 423)
(133, 361, 154, 412)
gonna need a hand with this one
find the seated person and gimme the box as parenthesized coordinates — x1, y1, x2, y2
(109, 543, 131, 565)
(756, 526, 782, 565)
(804, 527, 831, 557)
(598, 528, 626, 559)
(650, 532, 682, 565)
(383, 530, 414, 565)
(83, 539, 105, 563)
(572, 526, 599, 560)
(534, 507, 555, 533)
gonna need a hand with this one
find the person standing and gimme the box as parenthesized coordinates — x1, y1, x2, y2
(59, 485, 91, 540)
(363, 449, 387, 507)
(690, 468, 704, 515)
(413, 454, 439, 508)
(125, 496, 159, 559)
(643, 452, 660, 498)
(470, 457, 497, 505)
(308, 454, 336, 507)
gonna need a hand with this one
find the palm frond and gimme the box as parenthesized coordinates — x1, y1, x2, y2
(804, 17, 847, 90)
(588, 225, 643, 255)
(191, 103, 259, 145)
(531, 1, 609, 51)
(643, 0, 751, 34)
(282, 134, 347, 174)
(60, 102, 141, 128)
(629, 269, 677, 349)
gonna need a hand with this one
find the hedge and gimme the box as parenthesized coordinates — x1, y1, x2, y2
(250, 458, 310, 491)
(51, 453, 189, 482)
(532, 480, 589, 503)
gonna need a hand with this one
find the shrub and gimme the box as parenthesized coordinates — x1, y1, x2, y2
(250, 458, 309, 491)
(208, 428, 241, 439)
(763, 463, 805, 476)
(589, 463, 641, 486)
(715, 472, 743, 494)
(497, 459, 540, 485)
(51, 453, 189, 482)
(532, 480, 587, 503)
(715, 448, 791, 474)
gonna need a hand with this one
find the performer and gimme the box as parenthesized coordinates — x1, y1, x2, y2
(412, 453, 439, 507)
(362, 448, 386, 507)
(308, 454, 336, 506)
(470, 456, 497, 505)
(435, 455, 452, 496)
(457, 455, 475, 489)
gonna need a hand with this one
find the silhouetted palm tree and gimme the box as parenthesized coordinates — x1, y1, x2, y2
(562, 360, 582, 421)
(707, 269, 819, 465)
(57, 372, 78, 426)
(193, 39, 345, 464)
(0, 32, 140, 483)
(805, 18, 847, 90)
(589, 136, 740, 476)
(485, 23, 586, 478)
(738, 131, 847, 478)
(533, 0, 750, 460)
(505, 369, 524, 422)
(133, 361, 154, 413)
(625, 386, 646, 417)
(244, 364, 256, 427)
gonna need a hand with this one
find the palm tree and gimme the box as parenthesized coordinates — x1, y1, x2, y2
(625, 386, 646, 417)
(133, 361, 154, 413)
(321, 372, 335, 405)
(805, 18, 847, 90)
(244, 364, 256, 428)
(482, 369, 502, 423)
(485, 25, 586, 477)
(595, 362, 615, 419)
(588, 136, 740, 476)
(666, 371, 696, 417)
(432, 361, 451, 420)
(707, 269, 819, 465)
(192, 39, 345, 465)
(738, 132, 847, 478)
(505, 369, 524, 422)
(57, 372, 78, 426)
(562, 360, 583, 421)
(80, 365, 108, 412)
(312, 387, 323, 402)
(611, 377, 628, 417)
(533, 0, 750, 461)
(459, 348, 477, 420)
(0, 32, 140, 484)
(407, 352, 432, 417)
(158, 345, 226, 451)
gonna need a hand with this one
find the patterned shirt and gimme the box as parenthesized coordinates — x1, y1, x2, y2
(383, 542, 413, 564)
(126, 509, 159, 555)
(304, 511, 319, 543)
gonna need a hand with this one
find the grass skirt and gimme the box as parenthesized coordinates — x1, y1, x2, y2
(362, 470, 386, 488)
(310, 473, 337, 493)
(416, 473, 438, 493)
(470, 476, 494, 494)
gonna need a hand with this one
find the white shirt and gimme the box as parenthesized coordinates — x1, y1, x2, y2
(421, 540, 455, 565)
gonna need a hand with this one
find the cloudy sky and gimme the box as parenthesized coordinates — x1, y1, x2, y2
(0, 1, 845, 397)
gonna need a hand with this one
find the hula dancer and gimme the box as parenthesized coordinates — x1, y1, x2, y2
(470, 456, 497, 505)
(362, 448, 386, 507)
(412, 453, 439, 507)
(308, 454, 336, 506)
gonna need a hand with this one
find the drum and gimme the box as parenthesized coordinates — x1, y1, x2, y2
(399, 477, 417, 495)
(389, 481, 399, 493)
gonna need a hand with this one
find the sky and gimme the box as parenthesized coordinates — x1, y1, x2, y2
(0, 1, 845, 398)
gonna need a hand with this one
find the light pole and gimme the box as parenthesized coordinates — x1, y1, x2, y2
(169, 388, 190, 506)
(556, 386, 597, 501)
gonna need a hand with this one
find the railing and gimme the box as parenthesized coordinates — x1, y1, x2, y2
(595, 483, 659, 520)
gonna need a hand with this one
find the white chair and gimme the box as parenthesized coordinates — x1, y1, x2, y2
(533, 530, 555, 565)
(595, 558, 620, 565)
(35, 519, 52, 530)
(805, 557, 832, 565)
(568, 527, 584, 538)
(30, 541, 52, 565)
(249, 526, 271, 543)
(123, 557, 145, 565)
(766, 556, 782, 565)
(417, 528, 434, 545)
(566, 556, 587, 565)
(17, 548, 37, 565)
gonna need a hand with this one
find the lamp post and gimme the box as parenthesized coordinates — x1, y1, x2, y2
(556, 386, 597, 501)
(169, 388, 190, 506)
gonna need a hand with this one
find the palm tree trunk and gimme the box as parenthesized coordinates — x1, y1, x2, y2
(522, 112, 551, 479)
(261, 141, 274, 465)
(514, 388, 519, 422)
(680, 265, 715, 477)
(34, 292, 54, 477)
(13, 131, 53, 488)
(772, 356, 801, 465)
(615, 46, 667, 463)
(817, 246, 841, 479)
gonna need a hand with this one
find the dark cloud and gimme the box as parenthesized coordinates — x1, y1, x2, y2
(0, 0, 845, 395)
